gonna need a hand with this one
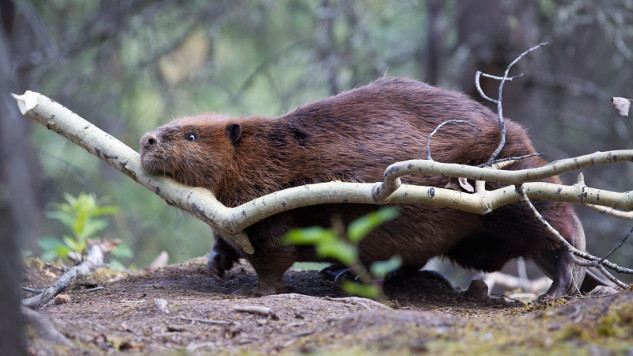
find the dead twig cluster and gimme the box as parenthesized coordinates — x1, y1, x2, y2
(469, 43, 632, 292)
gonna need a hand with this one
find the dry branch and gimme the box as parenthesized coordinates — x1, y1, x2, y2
(473, 43, 632, 293)
(516, 185, 632, 290)
(477, 42, 549, 164)
(22, 240, 118, 309)
(11, 91, 633, 256)
(425, 119, 481, 160)
(584, 203, 633, 219)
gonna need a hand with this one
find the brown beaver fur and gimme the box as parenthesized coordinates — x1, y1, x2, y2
(141, 77, 593, 297)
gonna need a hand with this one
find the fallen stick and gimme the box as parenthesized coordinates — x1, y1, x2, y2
(233, 305, 278, 319)
(22, 239, 118, 309)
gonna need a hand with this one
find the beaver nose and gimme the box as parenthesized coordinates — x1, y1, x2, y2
(141, 132, 158, 148)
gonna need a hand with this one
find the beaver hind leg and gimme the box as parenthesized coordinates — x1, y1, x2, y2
(248, 256, 294, 296)
(532, 215, 587, 298)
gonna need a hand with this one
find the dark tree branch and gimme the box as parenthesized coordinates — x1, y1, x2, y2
(474, 42, 549, 165)
(426, 119, 481, 160)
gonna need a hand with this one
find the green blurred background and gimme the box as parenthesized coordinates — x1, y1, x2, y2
(2, 0, 633, 284)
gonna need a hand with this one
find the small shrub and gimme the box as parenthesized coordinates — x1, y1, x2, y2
(284, 207, 401, 298)
(38, 192, 133, 267)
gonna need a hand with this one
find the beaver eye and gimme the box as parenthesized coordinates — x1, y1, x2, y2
(186, 133, 197, 142)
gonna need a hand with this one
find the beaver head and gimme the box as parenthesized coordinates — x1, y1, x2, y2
(140, 114, 243, 193)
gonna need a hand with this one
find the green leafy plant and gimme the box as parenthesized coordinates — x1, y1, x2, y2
(284, 207, 402, 298)
(38, 192, 133, 266)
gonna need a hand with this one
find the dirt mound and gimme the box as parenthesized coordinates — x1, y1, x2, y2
(22, 258, 633, 355)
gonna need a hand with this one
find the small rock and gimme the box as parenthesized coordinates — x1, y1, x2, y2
(119, 321, 133, 332)
(154, 298, 169, 314)
(463, 280, 489, 299)
(166, 324, 186, 332)
(54, 294, 71, 304)
(588, 285, 622, 297)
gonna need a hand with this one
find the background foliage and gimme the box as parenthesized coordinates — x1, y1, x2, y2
(3, 0, 633, 284)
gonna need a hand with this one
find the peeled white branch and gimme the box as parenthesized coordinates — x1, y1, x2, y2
(12, 91, 633, 255)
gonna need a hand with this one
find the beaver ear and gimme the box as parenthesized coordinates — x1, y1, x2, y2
(225, 123, 242, 144)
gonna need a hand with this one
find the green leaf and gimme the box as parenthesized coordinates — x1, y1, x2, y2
(80, 219, 108, 240)
(38, 236, 72, 260)
(316, 240, 357, 265)
(347, 207, 400, 243)
(62, 234, 85, 252)
(110, 243, 134, 258)
(341, 280, 381, 298)
(284, 227, 336, 245)
(93, 205, 119, 216)
(40, 250, 58, 261)
(38, 236, 65, 251)
(107, 259, 127, 270)
(370, 255, 403, 277)
(55, 245, 73, 260)
(45, 210, 75, 229)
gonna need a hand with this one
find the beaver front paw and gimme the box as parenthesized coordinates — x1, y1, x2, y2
(206, 236, 240, 281)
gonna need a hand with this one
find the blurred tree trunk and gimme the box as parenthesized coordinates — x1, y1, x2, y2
(422, 0, 444, 85)
(1, 0, 44, 253)
(454, 0, 544, 139)
(0, 0, 26, 353)
(316, 0, 340, 95)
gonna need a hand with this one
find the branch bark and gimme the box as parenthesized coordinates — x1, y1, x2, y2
(11, 91, 633, 255)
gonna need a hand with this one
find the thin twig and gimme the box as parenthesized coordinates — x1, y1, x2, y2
(475, 71, 498, 104)
(44, 263, 67, 273)
(598, 226, 633, 263)
(179, 316, 234, 326)
(584, 203, 633, 219)
(426, 120, 481, 160)
(474, 71, 525, 103)
(83, 286, 106, 293)
(536, 290, 630, 303)
(596, 263, 630, 289)
(479, 72, 525, 81)
(477, 153, 543, 167)
(233, 305, 277, 318)
(516, 185, 632, 288)
(568, 254, 627, 289)
(485, 42, 549, 165)
(22, 287, 43, 294)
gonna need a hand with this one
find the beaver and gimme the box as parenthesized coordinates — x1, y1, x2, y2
(140, 77, 596, 297)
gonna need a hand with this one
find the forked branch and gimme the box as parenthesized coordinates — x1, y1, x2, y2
(11, 91, 633, 257)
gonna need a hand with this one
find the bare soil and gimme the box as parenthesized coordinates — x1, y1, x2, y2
(22, 258, 633, 355)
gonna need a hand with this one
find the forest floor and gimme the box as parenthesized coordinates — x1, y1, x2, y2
(23, 257, 633, 355)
